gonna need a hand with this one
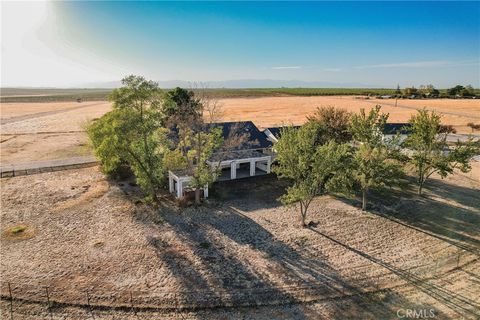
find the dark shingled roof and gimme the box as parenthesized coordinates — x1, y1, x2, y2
(266, 126, 301, 139)
(168, 121, 272, 150)
(383, 123, 412, 135)
(267, 124, 411, 138)
(210, 121, 273, 149)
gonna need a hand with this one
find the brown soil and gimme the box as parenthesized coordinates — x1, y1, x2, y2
(1, 164, 479, 319)
(1, 97, 479, 165)
(218, 96, 480, 131)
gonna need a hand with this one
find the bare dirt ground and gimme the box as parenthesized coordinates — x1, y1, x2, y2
(1, 97, 479, 165)
(0, 102, 110, 165)
(1, 161, 479, 319)
(218, 96, 480, 132)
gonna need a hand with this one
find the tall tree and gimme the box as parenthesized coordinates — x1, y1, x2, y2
(162, 87, 202, 125)
(87, 75, 166, 202)
(395, 84, 402, 95)
(164, 87, 249, 204)
(403, 109, 479, 195)
(274, 123, 351, 227)
(307, 106, 352, 144)
(349, 106, 405, 211)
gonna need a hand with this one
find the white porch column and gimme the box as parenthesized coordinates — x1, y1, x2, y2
(176, 180, 182, 198)
(230, 161, 237, 179)
(267, 158, 272, 174)
(169, 173, 174, 193)
(250, 159, 256, 176)
(204, 184, 209, 198)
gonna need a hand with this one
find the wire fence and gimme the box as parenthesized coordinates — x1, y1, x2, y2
(1, 248, 477, 319)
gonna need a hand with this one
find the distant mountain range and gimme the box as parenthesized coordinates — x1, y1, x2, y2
(80, 79, 385, 89)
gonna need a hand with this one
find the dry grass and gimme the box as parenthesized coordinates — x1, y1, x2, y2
(50, 180, 110, 213)
(218, 96, 480, 132)
(1, 102, 86, 120)
(1, 97, 479, 165)
(1, 165, 479, 318)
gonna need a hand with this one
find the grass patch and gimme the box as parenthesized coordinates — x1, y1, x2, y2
(51, 180, 109, 213)
(10, 225, 27, 234)
(2, 224, 36, 241)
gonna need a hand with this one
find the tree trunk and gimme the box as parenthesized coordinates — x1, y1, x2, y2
(418, 183, 423, 196)
(362, 189, 367, 211)
(299, 202, 307, 227)
(150, 188, 159, 204)
(194, 188, 201, 205)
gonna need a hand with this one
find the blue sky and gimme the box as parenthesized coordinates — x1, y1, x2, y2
(2, 1, 479, 87)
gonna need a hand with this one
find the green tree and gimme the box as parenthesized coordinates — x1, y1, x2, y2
(461, 85, 475, 97)
(419, 84, 439, 97)
(403, 86, 418, 96)
(447, 85, 465, 96)
(174, 124, 223, 204)
(164, 87, 251, 204)
(162, 87, 202, 125)
(274, 123, 351, 227)
(306, 106, 352, 144)
(87, 75, 166, 201)
(163, 87, 230, 204)
(403, 109, 479, 195)
(350, 105, 388, 147)
(349, 106, 405, 211)
(395, 84, 402, 95)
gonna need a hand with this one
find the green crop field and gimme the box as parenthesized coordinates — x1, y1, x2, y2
(1, 87, 479, 102)
(0, 88, 113, 103)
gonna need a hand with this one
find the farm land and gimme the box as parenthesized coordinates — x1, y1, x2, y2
(1, 89, 479, 319)
(1, 92, 480, 165)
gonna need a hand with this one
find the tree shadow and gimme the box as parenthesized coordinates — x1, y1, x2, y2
(112, 172, 475, 317)
(209, 173, 289, 211)
(426, 177, 480, 210)
(336, 179, 480, 256)
(130, 196, 453, 318)
(309, 228, 480, 319)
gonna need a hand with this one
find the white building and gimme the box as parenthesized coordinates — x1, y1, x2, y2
(168, 121, 274, 199)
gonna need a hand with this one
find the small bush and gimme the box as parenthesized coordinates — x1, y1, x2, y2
(3, 225, 35, 241)
(10, 225, 27, 234)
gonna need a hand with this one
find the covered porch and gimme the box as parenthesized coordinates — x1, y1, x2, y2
(168, 170, 208, 199)
(168, 150, 272, 199)
(207, 150, 272, 182)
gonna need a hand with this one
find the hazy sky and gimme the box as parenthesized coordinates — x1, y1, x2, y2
(1, 1, 479, 88)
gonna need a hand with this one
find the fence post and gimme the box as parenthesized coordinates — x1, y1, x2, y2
(85, 290, 94, 319)
(8, 282, 13, 320)
(45, 286, 52, 320)
(129, 291, 136, 316)
(456, 251, 461, 268)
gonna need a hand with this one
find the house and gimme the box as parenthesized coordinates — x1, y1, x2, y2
(168, 121, 274, 199)
(382, 123, 412, 144)
(169, 121, 413, 199)
(263, 126, 300, 144)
